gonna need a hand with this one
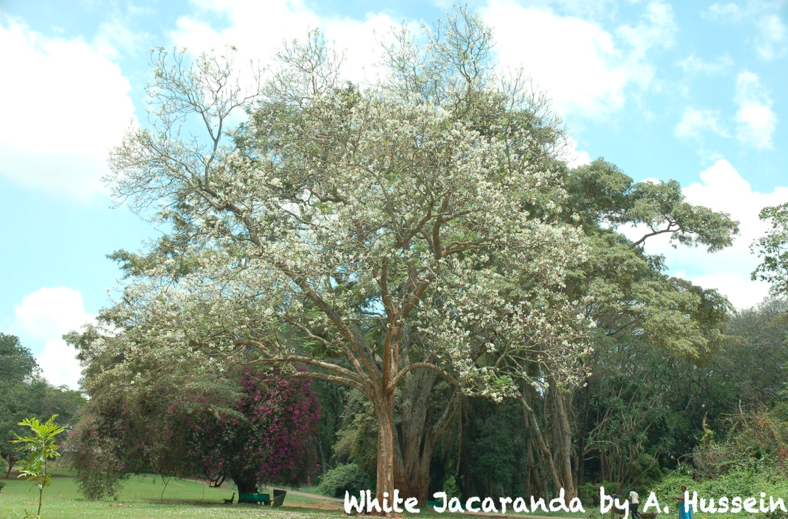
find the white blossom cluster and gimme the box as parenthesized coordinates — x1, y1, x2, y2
(103, 17, 594, 408)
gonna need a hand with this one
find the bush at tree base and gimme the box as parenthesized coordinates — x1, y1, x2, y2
(648, 407, 788, 510)
(317, 463, 372, 498)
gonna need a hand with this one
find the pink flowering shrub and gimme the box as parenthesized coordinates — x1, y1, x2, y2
(69, 366, 319, 499)
(185, 368, 320, 493)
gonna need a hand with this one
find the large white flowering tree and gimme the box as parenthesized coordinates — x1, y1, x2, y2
(105, 12, 595, 500)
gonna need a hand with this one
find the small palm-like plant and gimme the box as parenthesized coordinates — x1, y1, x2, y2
(12, 415, 66, 517)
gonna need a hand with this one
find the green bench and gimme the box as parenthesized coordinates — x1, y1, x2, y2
(238, 492, 270, 505)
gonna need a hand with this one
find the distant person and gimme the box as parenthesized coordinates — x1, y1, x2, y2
(629, 489, 641, 519)
(675, 485, 692, 519)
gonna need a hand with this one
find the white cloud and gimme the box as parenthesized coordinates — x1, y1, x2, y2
(559, 136, 592, 168)
(0, 15, 137, 200)
(616, 0, 677, 79)
(704, 2, 746, 22)
(734, 71, 777, 150)
(12, 287, 95, 389)
(676, 53, 733, 75)
(674, 71, 778, 153)
(675, 107, 727, 140)
(756, 13, 787, 60)
(36, 341, 84, 391)
(93, 17, 146, 59)
(169, 0, 674, 122)
(169, 1, 400, 88)
(480, 0, 627, 118)
(622, 160, 788, 309)
(614, 1, 678, 58)
(703, 2, 787, 61)
(480, 0, 675, 119)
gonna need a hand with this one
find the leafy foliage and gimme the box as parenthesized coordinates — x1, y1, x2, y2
(103, 10, 597, 499)
(566, 159, 738, 253)
(72, 7, 743, 504)
(317, 463, 372, 497)
(694, 406, 788, 479)
(0, 334, 84, 479)
(68, 329, 320, 499)
(12, 415, 66, 516)
(753, 202, 788, 294)
(331, 392, 378, 483)
(185, 368, 320, 492)
(67, 412, 130, 500)
(0, 334, 39, 382)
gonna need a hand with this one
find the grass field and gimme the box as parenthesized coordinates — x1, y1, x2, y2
(0, 468, 599, 519)
(0, 469, 343, 519)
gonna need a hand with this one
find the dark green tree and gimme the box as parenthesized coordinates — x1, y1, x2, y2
(516, 158, 738, 496)
(753, 202, 788, 295)
(0, 334, 84, 478)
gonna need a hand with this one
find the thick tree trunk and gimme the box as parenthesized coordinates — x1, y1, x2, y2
(374, 324, 399, 512)
(394, 369, 434, 503)
(395, 442, 433, 504)
(525, 438, 535, 497)
(394, 368, 461, 504)
(521, 392, 563, 496)
(231, 470, 258, 494)
(375, 393, 396, 504)
(552, 388, 576, 499)
(575, 383, 591, 494)
(5, 457, 14, 479)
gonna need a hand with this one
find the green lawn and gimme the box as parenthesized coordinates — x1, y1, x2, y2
(0, 469, 608, 519)
(0, 469, 343, 519)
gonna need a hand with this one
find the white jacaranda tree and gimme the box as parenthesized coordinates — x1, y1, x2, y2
(105, 10, 593, 502)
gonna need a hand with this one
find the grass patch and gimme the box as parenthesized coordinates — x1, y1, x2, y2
(0, 469, 343, 519)
(0, 468, 603, 519)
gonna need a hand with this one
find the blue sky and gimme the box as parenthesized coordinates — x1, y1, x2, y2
(1, 0, 786, 389)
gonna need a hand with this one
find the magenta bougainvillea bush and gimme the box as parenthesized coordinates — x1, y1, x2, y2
(69, 365, 320, 499)
(185, 368, 320, 493)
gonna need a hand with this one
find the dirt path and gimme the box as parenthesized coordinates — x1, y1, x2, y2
(213, 484, 582, 519)
(287, 489, 343, 502)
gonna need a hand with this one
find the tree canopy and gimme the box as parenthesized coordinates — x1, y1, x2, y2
(103, 11, 598, 499)
(88, 8, 741, 503)
(753, 202, 788, 295)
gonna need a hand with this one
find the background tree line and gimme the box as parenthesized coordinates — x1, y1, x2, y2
(0, 333, 84, 479)
(5, 294, 788, 503)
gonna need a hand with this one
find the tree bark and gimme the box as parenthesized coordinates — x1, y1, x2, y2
(575, 382, 591, 494)
(231, 471, 258, 494)
(318, 441, 327, 476)
(394, 368, 461, 503)
(552, 388, 576, 499)
(395, 439, 433, 504)
(520, 391, 563, 496)
(375, 392, 396, 505)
